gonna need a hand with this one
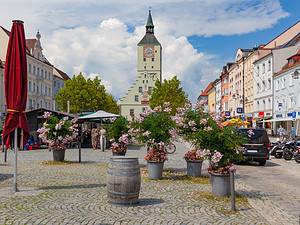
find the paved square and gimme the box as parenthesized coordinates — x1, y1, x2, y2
(0, 143, 297, 224)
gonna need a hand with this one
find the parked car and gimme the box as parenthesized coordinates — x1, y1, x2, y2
(238, 128, 271, 166)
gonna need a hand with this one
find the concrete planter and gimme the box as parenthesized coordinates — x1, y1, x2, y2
(186, 160, 203, 177)
(210, 172, 230, 197)
(147, 161, 164, 179)
(53, 150, 65, 162)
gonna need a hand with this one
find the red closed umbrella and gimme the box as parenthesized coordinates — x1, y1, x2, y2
(3, 20, 29, 148)
(2, 20, 29, 192)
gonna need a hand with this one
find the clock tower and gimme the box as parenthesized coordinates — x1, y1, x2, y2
(119, 10, 162, 120)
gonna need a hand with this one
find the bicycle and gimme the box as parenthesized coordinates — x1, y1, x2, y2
(146, 142, 176, 154)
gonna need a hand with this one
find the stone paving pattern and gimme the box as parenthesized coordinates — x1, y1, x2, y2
(0, 142, 297, 224)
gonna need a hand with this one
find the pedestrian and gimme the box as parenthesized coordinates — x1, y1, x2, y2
(99, 127, 106, 151)
(277, 125, 286, 140)
(91, 125, 98, 150)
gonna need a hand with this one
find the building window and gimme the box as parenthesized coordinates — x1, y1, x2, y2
(151, 58, 154, 61)
(33, 66, 36, 75)
(268, 60, 271, 71)
(29, 64, 32, 73)
(144, 66, 146, 69)
(130, 109, 134, 116)
(146, 80, 148, 83)
(268, 78, 271, 89)
(143, 58, 146, 62)
(262, 63, 265, 73)
(29, 99, 32, 108)
(41, 69, 44, 78)
(282, 78, 286, 88)
(139, 87, 142, 93)
(54, 81, 56, 87)
(134, 95, 139, 102)
(290, 74, 294, 86)
(37, 85, 39, 94)
(49, 87, 51, 96)
(29, 81, 32, 92)
(37, 67, 40, 76)
(48, 72, 51, 80)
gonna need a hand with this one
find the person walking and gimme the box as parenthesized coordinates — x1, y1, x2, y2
(291, 126, 296, 139)
(99, 127, 106, 152)
(91, 125, 98, 150)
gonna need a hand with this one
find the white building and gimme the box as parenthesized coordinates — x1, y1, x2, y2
(119, 10, 162, 120)
(253, 50, 273, 126)
(273, 49, 300, 136)
(0, 26, 69, 114)
(253, 37, 300, 131)
(214, 79, 221, 117)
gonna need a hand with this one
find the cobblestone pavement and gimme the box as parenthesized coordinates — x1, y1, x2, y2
(236, 158, 300, 225)
(0, 142, 292, 224)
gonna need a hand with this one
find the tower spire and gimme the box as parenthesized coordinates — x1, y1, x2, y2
(146, 9, 154, 34)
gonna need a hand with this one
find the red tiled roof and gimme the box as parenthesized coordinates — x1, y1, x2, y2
(274, 49, 300, 77)
(199, 82, 214, 97)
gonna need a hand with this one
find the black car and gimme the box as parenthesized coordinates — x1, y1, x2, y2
(238, 128, 271, 166)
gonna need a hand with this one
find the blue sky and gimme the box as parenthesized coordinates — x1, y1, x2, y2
(188, 0, 300, 64)
(0, 0, 299, 101)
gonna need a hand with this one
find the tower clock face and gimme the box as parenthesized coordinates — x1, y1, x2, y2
(144, 46, 154, 58)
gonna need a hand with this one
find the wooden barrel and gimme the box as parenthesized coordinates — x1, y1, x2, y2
(107, 157, 141, 205)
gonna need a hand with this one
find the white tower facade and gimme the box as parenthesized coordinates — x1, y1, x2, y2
(119, 10, 162, 120)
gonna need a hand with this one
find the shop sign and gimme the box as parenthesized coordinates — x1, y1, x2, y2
(225, 111, 230, 117)
(287, 112, 296, 118)
(236, 107, 243, 114)
(276, 114, 283, 118)
(258, 112, 264, 118)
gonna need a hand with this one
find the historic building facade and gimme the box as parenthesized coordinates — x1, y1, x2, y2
(0, 26, 69, 113)
(220, 63, 233, 117)
(119, 10, 162, 120)
(214, 79, 221, 117)
(273, 49, 300, 136)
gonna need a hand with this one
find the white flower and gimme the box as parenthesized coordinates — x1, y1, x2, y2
(43, 111, 52, 119)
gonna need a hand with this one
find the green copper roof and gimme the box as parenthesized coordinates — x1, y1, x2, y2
(146, 10, 154, 27)
(138, 33, 161, 46)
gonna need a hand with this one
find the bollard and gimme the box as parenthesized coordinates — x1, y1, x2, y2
(230, 170, 236, 211)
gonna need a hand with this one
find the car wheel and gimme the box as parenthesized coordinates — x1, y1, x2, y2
(258, 160, 266, 166)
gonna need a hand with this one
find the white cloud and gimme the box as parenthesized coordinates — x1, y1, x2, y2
(0, 0, 289, 101)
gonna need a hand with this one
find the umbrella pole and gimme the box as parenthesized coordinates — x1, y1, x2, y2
(13, 129, 18, 193)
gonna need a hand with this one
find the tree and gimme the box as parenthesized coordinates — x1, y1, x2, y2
(149, 76, 187, 115)
(55, 73, 119, 114)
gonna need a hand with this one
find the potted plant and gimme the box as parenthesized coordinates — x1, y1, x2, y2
(110, 134, 129, 156)
(37, 112, 78, 162)
(174, 102, 244, 196)
(184, 149, 209, 177)
(129, 103, 175, 179)
(108, 116, 129, 156)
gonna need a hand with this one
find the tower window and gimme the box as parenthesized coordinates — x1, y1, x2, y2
(151, 66, 154, 69)
(134, 95, 139, 102)
(152, 58, 154, 61)
(143, 58, 146, 61)
(139, 87, 143, 93)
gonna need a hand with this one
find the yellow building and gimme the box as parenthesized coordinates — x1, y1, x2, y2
(207, 83, 216, 114)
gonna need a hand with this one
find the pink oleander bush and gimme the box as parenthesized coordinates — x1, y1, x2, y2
(174, 101, 245, 174)
(144, 142, 168, 162)
(37, 112, 78, 151)
(129, 103, 176, 162)
(184, 149, 210, 161)
(110, 134, 129, 153)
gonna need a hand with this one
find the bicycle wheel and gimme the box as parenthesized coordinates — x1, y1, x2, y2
(165, 143, 176, 154)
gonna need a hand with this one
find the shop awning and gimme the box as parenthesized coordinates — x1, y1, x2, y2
(264, 117, 296, 122)
(78, 110, 119, 120)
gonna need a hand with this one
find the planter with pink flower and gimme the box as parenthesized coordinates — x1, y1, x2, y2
(110, 134, 129, 156)
(174, 102, 245, 196)
(129, 103, 175, 179)
(37, 112, 78, 162)
(184, 149, 209, 177)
